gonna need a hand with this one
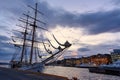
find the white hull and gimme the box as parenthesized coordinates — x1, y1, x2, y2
(18, 63, 44, 72)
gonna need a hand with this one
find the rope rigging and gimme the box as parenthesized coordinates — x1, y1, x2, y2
(42, 41, 52, 54)
(10, 2, 72, 67)
(48, 39, 58, 49)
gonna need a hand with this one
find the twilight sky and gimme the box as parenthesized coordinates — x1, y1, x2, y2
(0, 0, 120, 61)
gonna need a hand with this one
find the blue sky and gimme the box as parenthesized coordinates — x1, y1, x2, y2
(1, 0, 120, 62)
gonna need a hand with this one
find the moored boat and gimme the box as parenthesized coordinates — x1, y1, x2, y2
(9, 3, 71, 72)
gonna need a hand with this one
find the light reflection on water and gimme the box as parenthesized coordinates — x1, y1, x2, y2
(43, 66, 120, 80)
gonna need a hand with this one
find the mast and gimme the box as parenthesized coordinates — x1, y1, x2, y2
(29, 3, 38, 64)
(28, 3, 46, 64)
(20, 12, 29, 63)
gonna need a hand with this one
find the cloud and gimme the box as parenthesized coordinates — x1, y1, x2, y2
(1, 0, 120, 61)
(60, 10, 120, 34)
(34, 1, 120, 34)
(0, 35, 14, 61)
(78, 48, 90, 52)
(0, 35, 10, 41)
(77, 43, 120, 56)
(111, 0, 120, 5)
(1, 0, 120, 35)
(80, 32, 120, 45)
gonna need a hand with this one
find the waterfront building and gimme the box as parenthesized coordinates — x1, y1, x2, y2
(81, 57, 90, 63)
(60, 54, 111, 66)
(111, 49, 120, 62)
(63, 58, 82, 66)
(90, 54, 111, 66)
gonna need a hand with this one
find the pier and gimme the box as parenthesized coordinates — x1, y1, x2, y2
(0, 67, 68, 80)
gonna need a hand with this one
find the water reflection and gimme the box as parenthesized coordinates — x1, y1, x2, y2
(43, 66, 120, 80)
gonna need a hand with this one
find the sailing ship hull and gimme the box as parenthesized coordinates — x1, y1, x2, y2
(10, 61, 44, 72)
(18, 63, 44, 72)
(18, 63, 45, 72)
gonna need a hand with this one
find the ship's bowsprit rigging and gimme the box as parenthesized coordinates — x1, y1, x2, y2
(10, 3, 71, 71)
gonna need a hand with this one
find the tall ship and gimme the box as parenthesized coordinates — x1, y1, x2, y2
(9, 3, 71, 72)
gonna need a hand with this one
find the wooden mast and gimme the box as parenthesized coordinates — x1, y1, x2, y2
(20, 12, 29, 63)
(29, 3, 38, 64)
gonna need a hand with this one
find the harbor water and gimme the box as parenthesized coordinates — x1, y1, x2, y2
(43, 66, 120, 80)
